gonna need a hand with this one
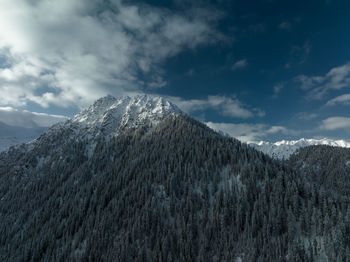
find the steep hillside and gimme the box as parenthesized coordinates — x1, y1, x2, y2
(289, 145, 350, 196)
(0, 96, 349, 261)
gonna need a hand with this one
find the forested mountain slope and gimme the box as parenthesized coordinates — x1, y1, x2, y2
(0, 96, 349, 262)
(289, 145, 350, 197)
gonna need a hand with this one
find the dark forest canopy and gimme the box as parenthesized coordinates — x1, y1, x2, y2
(1, 114, 350, 261)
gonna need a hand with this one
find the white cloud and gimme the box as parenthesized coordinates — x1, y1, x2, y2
(296, 62, 350, 99)
(296, 112, 318, 120)
(326, 94, 350, 106)
(320, 117, 350, 131)
(231, 59, 248, 70)
(206, 122, 293, 142)
(0, 107, 67, 128)
(168, 95, 263, 119)
(0, 0, 222, 109)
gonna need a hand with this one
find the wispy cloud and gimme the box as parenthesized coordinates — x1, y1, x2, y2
(278, 21, 291, 30)
(186, 69, 195, 77)
(296, 112, 318, 120)
(248, 23, 266, 34)
(326, 93, 350, 106)
(231, 59, 248, 70)
(287, 41, 311, 67)
(0, 0, 223, 109)
(168, 95, 264, 119)
(296, 62, 350, 100)
(320, 116, 350, 131)
(206, 122, 294, 142)
(272, 83, 284, 98)
(0, 107, 67, 128)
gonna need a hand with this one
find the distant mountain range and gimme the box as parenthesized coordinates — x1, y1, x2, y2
(0, 122, 46, 152)
(249, 138, 350, 159)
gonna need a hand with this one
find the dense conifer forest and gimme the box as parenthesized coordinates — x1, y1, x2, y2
(1, 114, 350, 261)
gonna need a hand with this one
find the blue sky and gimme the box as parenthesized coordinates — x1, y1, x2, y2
(0, 0, 350, 142)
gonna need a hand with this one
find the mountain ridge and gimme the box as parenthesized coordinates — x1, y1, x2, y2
(67, 94, 181, 134)
(10, 95, 182, 157)
(4, 95, 350, 162)
(249, 137, 350, 159)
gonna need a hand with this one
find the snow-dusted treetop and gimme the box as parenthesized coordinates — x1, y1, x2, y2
(250, 138, 350, 159)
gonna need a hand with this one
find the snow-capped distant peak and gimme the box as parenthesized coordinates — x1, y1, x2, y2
(250, 138, 350, 159)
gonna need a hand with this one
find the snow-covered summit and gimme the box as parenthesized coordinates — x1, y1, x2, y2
(37, 95, 181, 157)
(250, 138, 350, 159)
(71, 95, 180, 130)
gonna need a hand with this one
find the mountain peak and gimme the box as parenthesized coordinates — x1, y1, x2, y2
(83, 94, 179, 117)
(92, 94, 118, 108)
(21, 94, 183, 158)
(39, 94, 181, 157)
(71, 94, 180, 130)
